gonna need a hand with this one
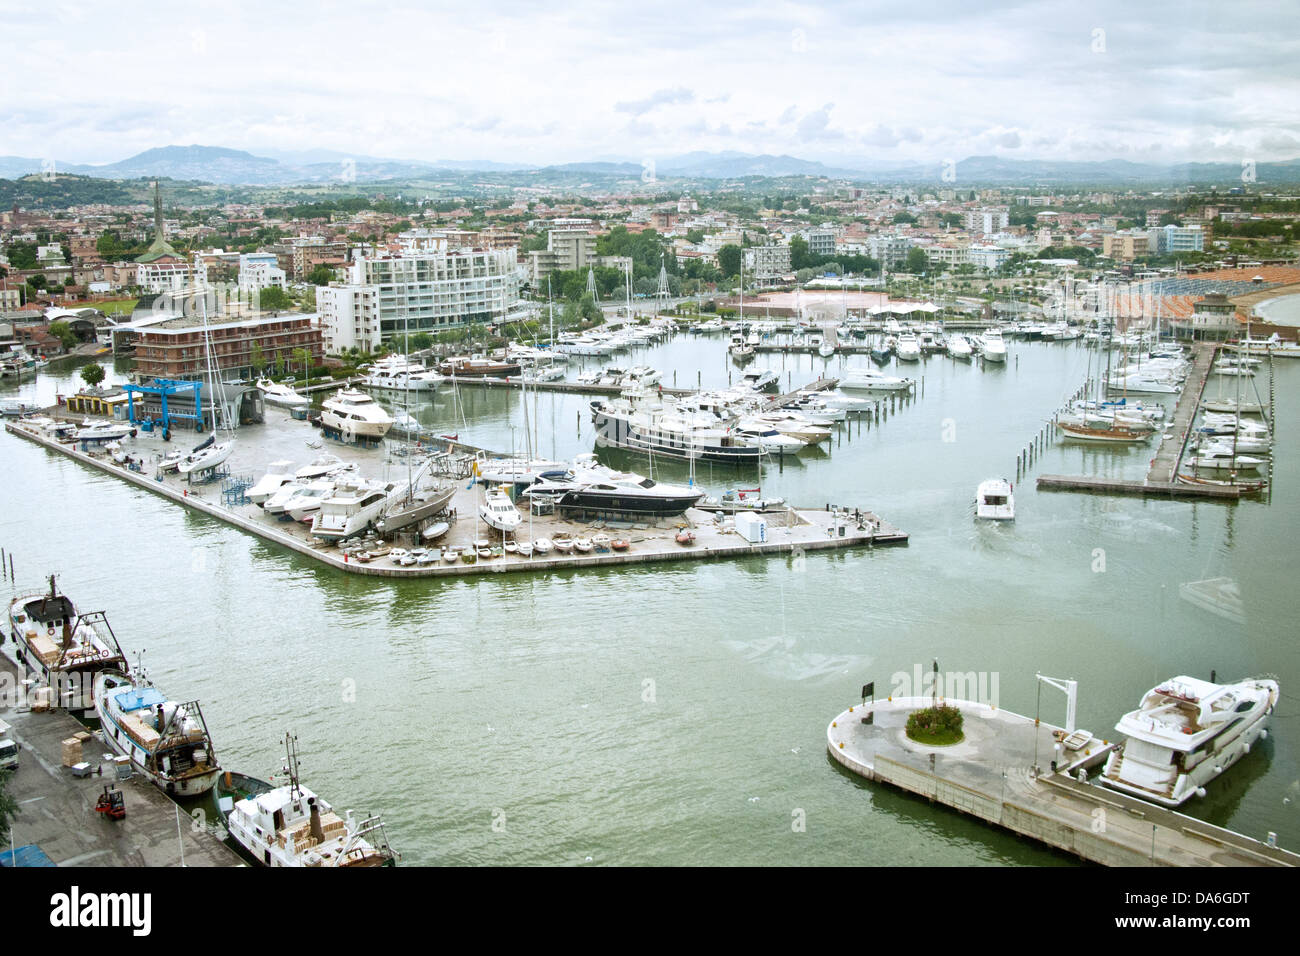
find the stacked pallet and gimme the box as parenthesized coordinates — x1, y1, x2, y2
(61, 737, 82, 767)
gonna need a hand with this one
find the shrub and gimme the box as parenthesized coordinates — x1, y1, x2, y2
(905, 704, 964, 743)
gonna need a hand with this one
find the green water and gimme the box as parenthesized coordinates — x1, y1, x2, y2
(2, 338, 1297, 866)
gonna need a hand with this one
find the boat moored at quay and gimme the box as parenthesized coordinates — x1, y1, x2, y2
(5, 576, 129, 719)
(94, 666, 222, 797)
(589, 393, 765, 464)
(1102, 675, 1279, 807)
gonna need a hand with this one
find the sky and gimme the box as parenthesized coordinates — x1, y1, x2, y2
(2, 0, 1298, 168)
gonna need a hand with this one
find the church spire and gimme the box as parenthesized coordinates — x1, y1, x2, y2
(137, 180, 180, 263)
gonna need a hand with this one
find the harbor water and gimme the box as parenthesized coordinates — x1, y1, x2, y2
(2, 335, 1297, 866)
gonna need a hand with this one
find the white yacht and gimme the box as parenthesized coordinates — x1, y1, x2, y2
(256, 378, 310, 409)
(839, 368, 914, 392)
(177, 434, 234, 476)
(311, 478, 403, 542)
(978, 328, 1007, 362)
(282, 480, 338, 522)
(248, 462, 295, 504)
(1102, 676, 1279, 807)
(96, 665, 220, 797)
(975, 478, 1014, 521)
(361, 358, 444, 392)
(740, 368, 779, 391)
(947, 334, 974, 360)
(321, 388, 393, 442)
(74, 421, 134, 443)
(735, 422, 807, 456)
(479, 487, 523, 533)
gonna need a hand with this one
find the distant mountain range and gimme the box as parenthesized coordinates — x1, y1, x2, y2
(2, 144, 1299, 187)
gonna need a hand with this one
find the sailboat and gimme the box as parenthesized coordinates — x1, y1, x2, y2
(178, 296, 235, 475)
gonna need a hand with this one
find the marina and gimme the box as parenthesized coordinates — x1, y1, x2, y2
(3, 327, 1296, 867)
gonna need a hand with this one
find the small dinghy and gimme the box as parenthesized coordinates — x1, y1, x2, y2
(675, 530, 696, 546)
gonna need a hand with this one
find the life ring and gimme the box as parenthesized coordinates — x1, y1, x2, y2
(47, 626, 55, 637)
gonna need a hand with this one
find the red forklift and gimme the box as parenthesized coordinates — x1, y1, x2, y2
(94, 785, 125, 821)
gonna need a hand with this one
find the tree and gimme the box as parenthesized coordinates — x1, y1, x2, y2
(903, 248, 929, 274)
(307, 264, 336, 285)
(80, 363, 105, 387)
(96, 231, 122, 257)
(258, 286, 292, 311)
(411, 332, 433, 351)
(685, 228, 706, 244)
(717, 244, 742, 278)
(579, 292, 601, 323)
(250, 340, 266, 375)
(0, 771, 18, 846)
(48, 320, 77, 350)
(893, 212, 917, 225)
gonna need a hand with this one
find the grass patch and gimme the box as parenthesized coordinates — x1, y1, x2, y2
(905, 704, 965, 746)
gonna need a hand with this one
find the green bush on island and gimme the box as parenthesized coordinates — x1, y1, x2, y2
(905, 704, 965, 745)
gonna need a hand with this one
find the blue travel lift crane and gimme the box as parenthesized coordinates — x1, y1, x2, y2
(123, 379, 205, 440)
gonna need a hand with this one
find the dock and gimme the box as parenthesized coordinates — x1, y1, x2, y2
(1036, 343, 1244, 500)
(0, 658, 241, 867)
(5, 418, 907, 579)
(1147, 341, 1218, 484)
(827, 696, 1297, 867)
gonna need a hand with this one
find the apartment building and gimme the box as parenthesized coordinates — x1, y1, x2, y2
(1102, 231, 1150, 260)
(134, 311, 322, 379)
(743, 245, 792, 280)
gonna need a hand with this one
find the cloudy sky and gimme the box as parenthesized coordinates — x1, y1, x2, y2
(3, 0, 1298, 167)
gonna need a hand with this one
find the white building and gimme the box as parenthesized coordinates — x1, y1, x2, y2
(968, 245, 1010, 271)
(318, 284, 381, 354)
(238, 252, 287, 291)
(743, 245, 792, 279)
(322, 247, 524, 352)
(803, 228, 837, 257)
(136, 260, 195, 294)
(965, 208, 1009, 235)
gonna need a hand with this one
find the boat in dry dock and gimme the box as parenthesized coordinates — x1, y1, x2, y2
(5, 576, 129, 719)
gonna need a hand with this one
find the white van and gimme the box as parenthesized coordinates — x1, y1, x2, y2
(0, 719, 18, 771)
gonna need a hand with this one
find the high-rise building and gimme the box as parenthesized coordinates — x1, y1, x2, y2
(322, 247, 524, 352)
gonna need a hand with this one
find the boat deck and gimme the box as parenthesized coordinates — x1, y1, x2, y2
(828, 696, 1298, 867)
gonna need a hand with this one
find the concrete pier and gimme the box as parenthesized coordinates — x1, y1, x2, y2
(827, 696, 1297, 867)
(1147, 341, 1218, 484)
(5, 417, 906, 579)
(0, 660, 240, 867)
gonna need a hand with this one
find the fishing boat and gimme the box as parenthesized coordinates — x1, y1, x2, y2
(95, 665, 220, 797)
(222, 734, 397, 867)
(1102, 675, 1279, 807)
(5, 575, 129, 719)
(975, 478, 1014, 521)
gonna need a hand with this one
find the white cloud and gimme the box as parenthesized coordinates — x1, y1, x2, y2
(0, 0, 1296, 166)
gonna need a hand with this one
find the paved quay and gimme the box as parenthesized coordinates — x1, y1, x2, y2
(827, 696, 1298, 867)
(1, 659, 240, 867)
(6, 410, 906, 579)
